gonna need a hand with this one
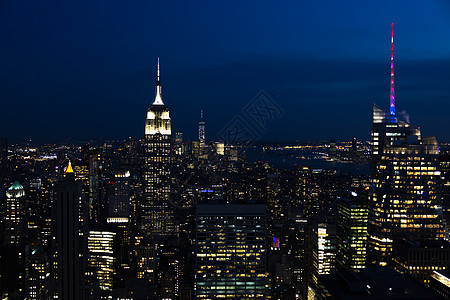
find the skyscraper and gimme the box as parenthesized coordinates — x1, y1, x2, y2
(336, 193, 368, 270)
(311, 222, 336, 286)
(175, 130, 184, 156)
(87, 230, 116, 295)
(195, 203, 268, 299)
(107, 170, 131, 279)
(198, 109, 205, 151)
(2, 181, 28, 297)
(142, 58, 176, 236)
(88, 147, 100, 224)
(368, 24, 443, 266)
(52, 162, 88, 299)
(109, 170, 130, 217)
(5, 181, 26, 245)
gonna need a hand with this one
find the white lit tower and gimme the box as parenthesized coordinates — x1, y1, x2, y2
(142, 58, 176, 236)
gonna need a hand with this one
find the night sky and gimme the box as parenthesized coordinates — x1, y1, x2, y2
(1, 1, 450, 143)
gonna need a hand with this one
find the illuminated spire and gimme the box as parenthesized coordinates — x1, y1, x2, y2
(389, 23, 395, 116)
(66, 160, 74, 173)
(157, 57, 160, 81)
(200, 109, 203, 120)
(153, 57, 164, 105)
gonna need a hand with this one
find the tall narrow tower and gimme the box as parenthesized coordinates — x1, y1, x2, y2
(142, 58, 175, 236)
(198, 110, 205, 149)
(52, 162, 88, 299)
(389, 23, 395, 116)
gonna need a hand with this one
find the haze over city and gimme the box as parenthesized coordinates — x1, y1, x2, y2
(1, 1, 450, 143)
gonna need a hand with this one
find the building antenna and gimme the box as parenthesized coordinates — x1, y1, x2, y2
(390, 23, 395, 116)
(153, 57, 164, 105)
(157, 57, 160, 82)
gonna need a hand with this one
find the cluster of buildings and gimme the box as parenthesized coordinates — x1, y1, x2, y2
(1, 26, 450, 300)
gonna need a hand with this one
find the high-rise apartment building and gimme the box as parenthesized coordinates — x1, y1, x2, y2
(195, 203, 268, 299)
(142, 58, 175, 236)
(368, 24, 443, 266)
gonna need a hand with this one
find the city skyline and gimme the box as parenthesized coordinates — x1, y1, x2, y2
(3, 2, 450, 299)
(1, 1, 450, 143)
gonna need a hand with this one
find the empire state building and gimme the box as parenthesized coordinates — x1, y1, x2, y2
(142, 58, 176, 236)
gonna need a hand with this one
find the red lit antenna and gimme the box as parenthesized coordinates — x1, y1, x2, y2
(389, 23, 395, 116)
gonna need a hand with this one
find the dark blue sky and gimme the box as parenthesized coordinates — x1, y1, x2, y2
(1, 0, 450, 143)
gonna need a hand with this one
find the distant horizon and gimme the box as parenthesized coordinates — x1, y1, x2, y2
(5, 136, 450, 146)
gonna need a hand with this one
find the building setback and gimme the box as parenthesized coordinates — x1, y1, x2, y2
(142, 58, 175, 237)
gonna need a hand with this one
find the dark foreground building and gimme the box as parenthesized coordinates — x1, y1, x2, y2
(316, 267, 441, 300)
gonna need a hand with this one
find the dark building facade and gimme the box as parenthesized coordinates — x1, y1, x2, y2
(51, 163, 88, 299)
(393, 239, 450, 285)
